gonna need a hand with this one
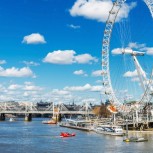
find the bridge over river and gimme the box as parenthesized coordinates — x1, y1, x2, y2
(0, 101, 94, 121)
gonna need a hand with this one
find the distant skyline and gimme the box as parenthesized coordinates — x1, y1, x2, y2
(0, 0, 152, 104)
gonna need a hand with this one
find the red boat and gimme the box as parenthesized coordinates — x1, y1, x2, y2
(60, 132, 76, 138)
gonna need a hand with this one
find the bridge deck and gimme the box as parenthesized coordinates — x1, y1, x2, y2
(0, 111, 94, 114)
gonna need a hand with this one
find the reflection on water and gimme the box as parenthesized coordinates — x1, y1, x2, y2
(0, 118, 153, 153)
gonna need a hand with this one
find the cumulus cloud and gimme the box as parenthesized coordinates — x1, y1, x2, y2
(112, 42, 153, 55)
(123, 69, 138, 77)
(0, 82, 103, 103)
(75, 54, 98, 64)
(0, 66, 35, 78)
(131, 77, 140, 82)
(67, 24, 81, 29)
(82, 98, 97, 103)
(22, 33, 46, 44)
(23, 85, 43, 91)
(128, 42, 146, 49)
(52, 89, 70, 95)
(8, 84, 22, 90)
(127, 42, 153, 55)
(0, 95, 14, 101)
(73, 70, 86, 75)
(145, 47, 153, 55)
(112, 48, 123, 55)
(92, 70, 102, 77)
(64, 84, 91, 91)
(23, 61, 40, 66)
(64, 83, 102, 92)
(23, 92, 29, 97)
(123, 69, 146, 78)
(0, 84, 7, 92)
(43, 50, 75, 64)
(69, 0, 136, 22)
(23, 91, 41, 98)
(43, 50, 97, 64)
(0, 60, 6, 65)
(90, 85, 103, 92)
(0, 82, 46, 102)
(47, 89, 73, 103)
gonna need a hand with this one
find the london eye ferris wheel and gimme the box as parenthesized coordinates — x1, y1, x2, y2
(101, 0, 153, 113)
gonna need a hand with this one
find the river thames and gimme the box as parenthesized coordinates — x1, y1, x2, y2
(0, 118, 153, 153)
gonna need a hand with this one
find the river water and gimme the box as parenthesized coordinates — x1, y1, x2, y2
(0, 118, 153, 153)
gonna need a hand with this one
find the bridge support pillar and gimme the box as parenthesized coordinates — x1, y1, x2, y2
(25, 113, 32, 121)
(55, 113, 61, 122)
(0, 113, 5, 121)
(52, 113, 61, 123)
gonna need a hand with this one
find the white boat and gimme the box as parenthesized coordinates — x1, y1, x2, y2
(59, 119, 93, 131)
(42, 118, 57, 124)
(9, 118, 16, 122)
(95, 124, 124, 136)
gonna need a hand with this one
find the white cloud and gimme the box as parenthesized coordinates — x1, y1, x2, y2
(127, 42, 153, 55)
(69, 0, 136, 22)
(0, 60, 6, 65)
(0, 82, 46, 102)
(52, 89, 70, 95)
(92, 70, 101, 77)
(0, 95, 14, 101)
(0, 66, 35, 78)
(23, 85, 43, 91)
(8, 84, 22, 90)
(0, 84, 7, 92)
(75, 54, 98, 64)
(64, 83, 102, 92)
(43, 50, 75, 64)
(0, 82, 103, 103)
(23, 92, 29, 97)
(116, 2, 137, 21)
(128, 42, 146, 49)
(112, 42, 152, 55)
(145, 47, 153, 55)
(112, 48, 123, 55)
(73, 70, 85, 75)
(131, 77, 140, 82)
(68, 24, 80, 29)
(64, 84, 91, 91)
(123, 69, 138, 77)
(23, 61, 40, 66)
(43, 50, 97, 64)
(82, 98, 97, 103)
(123, 69, 146, 78)
(22, 33, 46, 44)
(23, 91, 41, 98)
(90, 85, 103, 92)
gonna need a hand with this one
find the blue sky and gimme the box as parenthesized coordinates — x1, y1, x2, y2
(0, 0, 152, 104)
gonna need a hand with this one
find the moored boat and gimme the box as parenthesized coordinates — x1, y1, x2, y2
(59, 119, 93, 131)
(9, 117, 17, 122)
(123, 137, 148, 142)
(42, 119, 56, 124)
(95, 124, 124, 136)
